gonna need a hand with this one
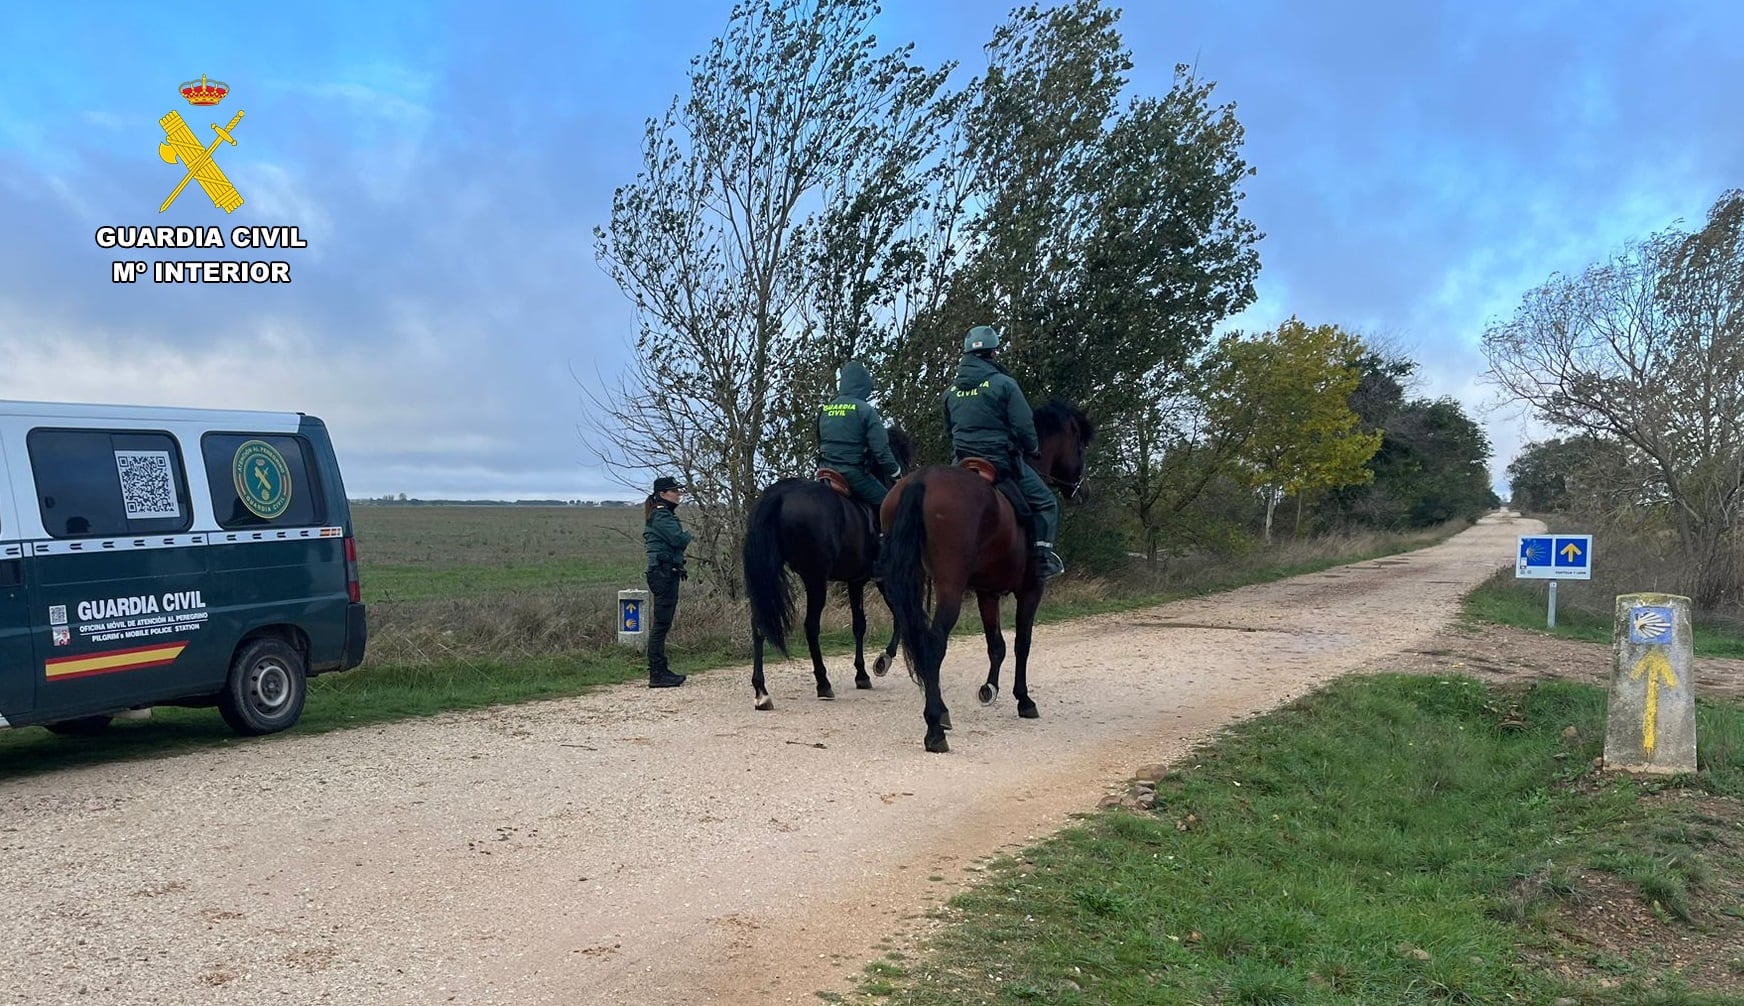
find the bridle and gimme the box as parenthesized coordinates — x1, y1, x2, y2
(1043, 470, 1085, 499)
(1038, 428, 1088, 499)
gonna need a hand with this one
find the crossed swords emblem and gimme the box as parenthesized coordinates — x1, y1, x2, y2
(157, 109, 246, 213)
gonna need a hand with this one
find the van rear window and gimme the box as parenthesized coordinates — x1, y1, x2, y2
(27, 429, 194, 538)
(202, 433, 323, 528)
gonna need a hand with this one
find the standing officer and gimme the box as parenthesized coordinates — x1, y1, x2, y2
(643, 475, 691, 687)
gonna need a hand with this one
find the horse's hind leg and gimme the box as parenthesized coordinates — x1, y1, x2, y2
(975, 591, 1005, 707)
(1012, 582, 1043, 719)
(848, 581, 873, 690)
(872, 582, 897, 678)
(802, 574, 834, 700)
(752, 628, 773, 711)
(921, 591, 963, 751)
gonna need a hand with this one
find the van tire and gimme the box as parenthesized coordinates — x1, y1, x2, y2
(45, 715, 114, 736)
(219, 639, 307, 736)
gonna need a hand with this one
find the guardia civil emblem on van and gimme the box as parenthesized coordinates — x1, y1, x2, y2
(233, 439, 292, 519)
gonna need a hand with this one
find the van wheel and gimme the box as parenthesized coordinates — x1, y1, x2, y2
(45, 715, 114, 736)
(219, 639, 307, 736)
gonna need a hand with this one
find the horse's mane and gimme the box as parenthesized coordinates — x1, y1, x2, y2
(1034, 399, 1095, 444)
(887, 425, 915, 472)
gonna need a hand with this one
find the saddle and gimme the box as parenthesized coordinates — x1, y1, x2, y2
(957, 457, 1035, 537)
(816, 467, 852, 498)
(958, 458, 996, 485)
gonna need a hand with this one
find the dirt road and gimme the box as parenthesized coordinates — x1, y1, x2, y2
(2, 513, 1539, 1005)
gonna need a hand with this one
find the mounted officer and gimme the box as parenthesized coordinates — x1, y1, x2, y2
(942, 325, 1064, 580)
(817, 359, 901, 537)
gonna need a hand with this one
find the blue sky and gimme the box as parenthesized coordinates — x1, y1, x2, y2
(1, 1, 1739, 500)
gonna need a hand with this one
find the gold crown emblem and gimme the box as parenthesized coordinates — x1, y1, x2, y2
(180, 74, 229, 106)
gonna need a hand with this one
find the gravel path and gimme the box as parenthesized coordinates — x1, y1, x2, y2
(0, 512, 1537, 1005)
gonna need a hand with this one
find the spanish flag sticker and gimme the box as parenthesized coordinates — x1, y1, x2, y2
(45, 642, 188, 681)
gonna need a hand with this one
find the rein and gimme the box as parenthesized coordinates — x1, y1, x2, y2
(1043, 471, 1084, 498)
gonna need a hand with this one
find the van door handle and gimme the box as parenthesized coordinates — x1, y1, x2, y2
(0, 558, 20, 588)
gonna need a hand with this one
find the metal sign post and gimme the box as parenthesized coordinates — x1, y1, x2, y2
(1516, 534, 1593, 628)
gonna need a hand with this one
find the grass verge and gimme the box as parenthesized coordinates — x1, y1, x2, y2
(845, 675, 1744, 1005)
(1463, 570, 1744, 658)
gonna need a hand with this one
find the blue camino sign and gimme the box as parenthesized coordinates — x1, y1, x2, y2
(1517, 535, 1593, 581)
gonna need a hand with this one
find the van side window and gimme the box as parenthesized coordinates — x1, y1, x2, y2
(27, 429, 194, 538)
(202, 433, 324, 528)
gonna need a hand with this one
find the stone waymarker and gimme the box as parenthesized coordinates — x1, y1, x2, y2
(1604, 593, 1697, 774)
(618, 588, 650, 651)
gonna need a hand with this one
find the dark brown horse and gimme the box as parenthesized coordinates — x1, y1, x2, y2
(878, 400, 1094, 752)
(743, 428, 913, 709)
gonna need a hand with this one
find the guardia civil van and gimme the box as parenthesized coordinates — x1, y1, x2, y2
(0, 400, 366, 737)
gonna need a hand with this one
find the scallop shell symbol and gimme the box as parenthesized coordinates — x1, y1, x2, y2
(1631, 608, 1670, 641)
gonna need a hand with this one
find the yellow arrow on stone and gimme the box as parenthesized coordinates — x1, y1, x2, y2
(1560, 541, 1583, 562)
(1630, 650, 1678, 754)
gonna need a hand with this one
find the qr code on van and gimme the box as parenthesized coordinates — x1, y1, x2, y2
(114, 450, 181, 519)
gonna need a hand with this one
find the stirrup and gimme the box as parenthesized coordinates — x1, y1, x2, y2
(1034, 543, 1064, 581)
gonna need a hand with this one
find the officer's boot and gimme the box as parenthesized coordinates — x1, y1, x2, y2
(649, 668, 687, 688)
(1033, 540, 1065, 581)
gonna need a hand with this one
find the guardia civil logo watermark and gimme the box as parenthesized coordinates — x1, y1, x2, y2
(97, 74, 309, 286)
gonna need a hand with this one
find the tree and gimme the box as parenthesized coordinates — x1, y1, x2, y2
(1482, 189, 1744, 605)
(1203, 319, 1382, 543)
(1506, 435, 1638, 514)
(1384, 397, 1497, 525)
(1321, 351, 1496, 530)
(589, 0, 949, 591)
(879, 5, 1260, 452)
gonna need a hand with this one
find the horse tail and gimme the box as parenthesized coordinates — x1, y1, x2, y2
(883, 478, 939, 677)
(742, 489, 793, 656)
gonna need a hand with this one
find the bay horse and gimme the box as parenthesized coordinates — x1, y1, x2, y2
(878, 401, 1093, 753)
(743, 428, 914, 710)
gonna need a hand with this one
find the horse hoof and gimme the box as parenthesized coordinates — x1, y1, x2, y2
(754, 694, 774, 711)
(818, 687, 835, 701)
(855, 675, 873, 690)
(872, 653, 892, 677)
(925, 732, 950, 753)
(977, 683, 998, 707)
(1018, 700, 1039, 720)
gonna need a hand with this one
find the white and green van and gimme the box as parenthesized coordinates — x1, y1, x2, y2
(0, 400, 366, 736)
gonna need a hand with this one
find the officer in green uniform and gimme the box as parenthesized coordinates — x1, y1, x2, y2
(643, 476, 691, 688)
(942, 325, 1064, 580)
(817, 360, 902, 519)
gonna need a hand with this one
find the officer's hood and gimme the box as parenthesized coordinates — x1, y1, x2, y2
(954, 352, 1002, 389)
(837, 360, 873, 400)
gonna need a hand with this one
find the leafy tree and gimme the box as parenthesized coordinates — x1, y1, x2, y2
(1506, 435, 1651, 516)
(879, 3, 1261, 467)
(1508, 438, 1581, 513)
(588, 0, 948, 591)
(1321, 349, 1415, 528)
(1321, 351, 1496, 530)
(1483, 189, 1744, 605)
(1203, 319, 1382, 543)
(1384, 397, 1497, 525)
